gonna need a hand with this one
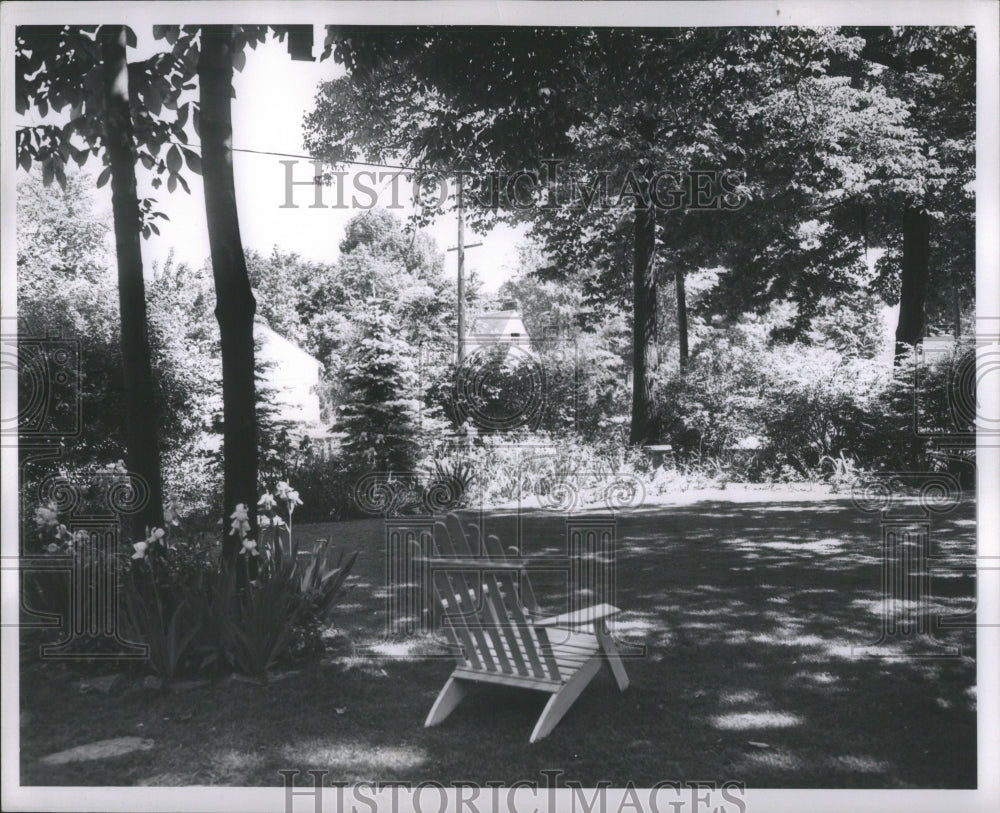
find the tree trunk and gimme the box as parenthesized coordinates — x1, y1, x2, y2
(894, 206, 931, 364)
(99, 26, 164, 538)
(629, 204, 658, 445)
(951, 268, 962, 339)
(198, 26, 258, 559)
(675, 265, 689, 372)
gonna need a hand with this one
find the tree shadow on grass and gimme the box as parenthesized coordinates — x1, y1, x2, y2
(316, 499, 976, 787)
(20, 498, 977, 788)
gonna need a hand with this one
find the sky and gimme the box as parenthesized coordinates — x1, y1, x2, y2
(23, 32, 527, 292)
(208, 36, 526, 291)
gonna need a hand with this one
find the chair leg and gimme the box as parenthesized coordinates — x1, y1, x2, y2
(425, 676, 469, 727)
(595, 624, 629, 691)
(529, 658, 601, 743)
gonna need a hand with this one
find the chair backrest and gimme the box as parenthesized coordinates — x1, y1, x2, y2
(427, 514, 562, 682)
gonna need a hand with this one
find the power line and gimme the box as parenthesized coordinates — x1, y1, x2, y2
(229, 145, 418, 172)
(16, 123, 424, 172)
(17, 122, 528, 176)
(226, 145, 500, 178)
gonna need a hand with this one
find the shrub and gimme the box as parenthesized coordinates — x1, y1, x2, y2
(120, 560, 204, 684)
(416, 430, 648, 509)
(648, 311, 971, 482)
(337, 306, 423, 477)
(286, 453, 356, 522)
(223, 554, 304, 680)
(843, 340, 976, 475)
(215, 483, 358, 678)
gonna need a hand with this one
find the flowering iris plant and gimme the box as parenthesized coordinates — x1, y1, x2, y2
(258, 481, 301, 559)
(230, 503, 252, 539)
(132, 527, 166, 561)
(32, 478, 308, 577)
(34, 501, 59, 529)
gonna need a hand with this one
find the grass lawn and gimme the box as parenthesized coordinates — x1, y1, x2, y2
(19, 492, 977, 788)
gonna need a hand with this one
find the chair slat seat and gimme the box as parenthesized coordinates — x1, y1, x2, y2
(422, 514, 630, 742)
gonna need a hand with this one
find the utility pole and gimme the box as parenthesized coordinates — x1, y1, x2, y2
(447, 179, 482, 365)
(457, 182, 465, 364)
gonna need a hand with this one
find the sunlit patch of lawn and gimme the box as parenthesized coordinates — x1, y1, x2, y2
(20, 497, 977, 788)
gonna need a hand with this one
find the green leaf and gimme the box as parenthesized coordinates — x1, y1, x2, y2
(232, 47, 247, 73)
(166, 144, 182, 174)
(145, 82, 163, 115)
(167, 173, 177, 193)
(182, 148, 202, 175)
(96, 165, 111, 188)
(154, 25, 179, 45)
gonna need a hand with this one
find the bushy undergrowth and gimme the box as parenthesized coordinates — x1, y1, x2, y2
(270, 330, 974, 524)
(653, 325, 975, 485)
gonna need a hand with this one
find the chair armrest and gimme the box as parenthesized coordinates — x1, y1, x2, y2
(413, 556, 527, 572)
(533, 603, 621, 628)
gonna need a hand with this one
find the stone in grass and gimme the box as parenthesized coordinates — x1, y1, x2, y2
(78, 674, 123, 694)
(39, 737, 155, 766)
(142, 675, 164, 691)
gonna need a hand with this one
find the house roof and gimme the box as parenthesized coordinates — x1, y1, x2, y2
(471, 309, 530, 340)
(254, 319, 324, 426)
(255, 320, 322, 373)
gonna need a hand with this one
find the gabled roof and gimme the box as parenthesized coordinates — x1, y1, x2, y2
(472, 309, 530, 340)
(254, 319, 322, 373)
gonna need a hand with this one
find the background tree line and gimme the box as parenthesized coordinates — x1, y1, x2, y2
(16, 25, 976, 535)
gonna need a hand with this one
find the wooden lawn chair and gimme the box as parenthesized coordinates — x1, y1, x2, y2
(420, 514, 629, 743)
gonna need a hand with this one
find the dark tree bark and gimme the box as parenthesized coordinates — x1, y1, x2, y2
(675, 265, 689, 372)
(629, 204, 658, 445)
(99, 26, 164, 537)
(951, 268, 963, 339)
(198, 26, 258, 558)
(894, 206, 932, 364)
